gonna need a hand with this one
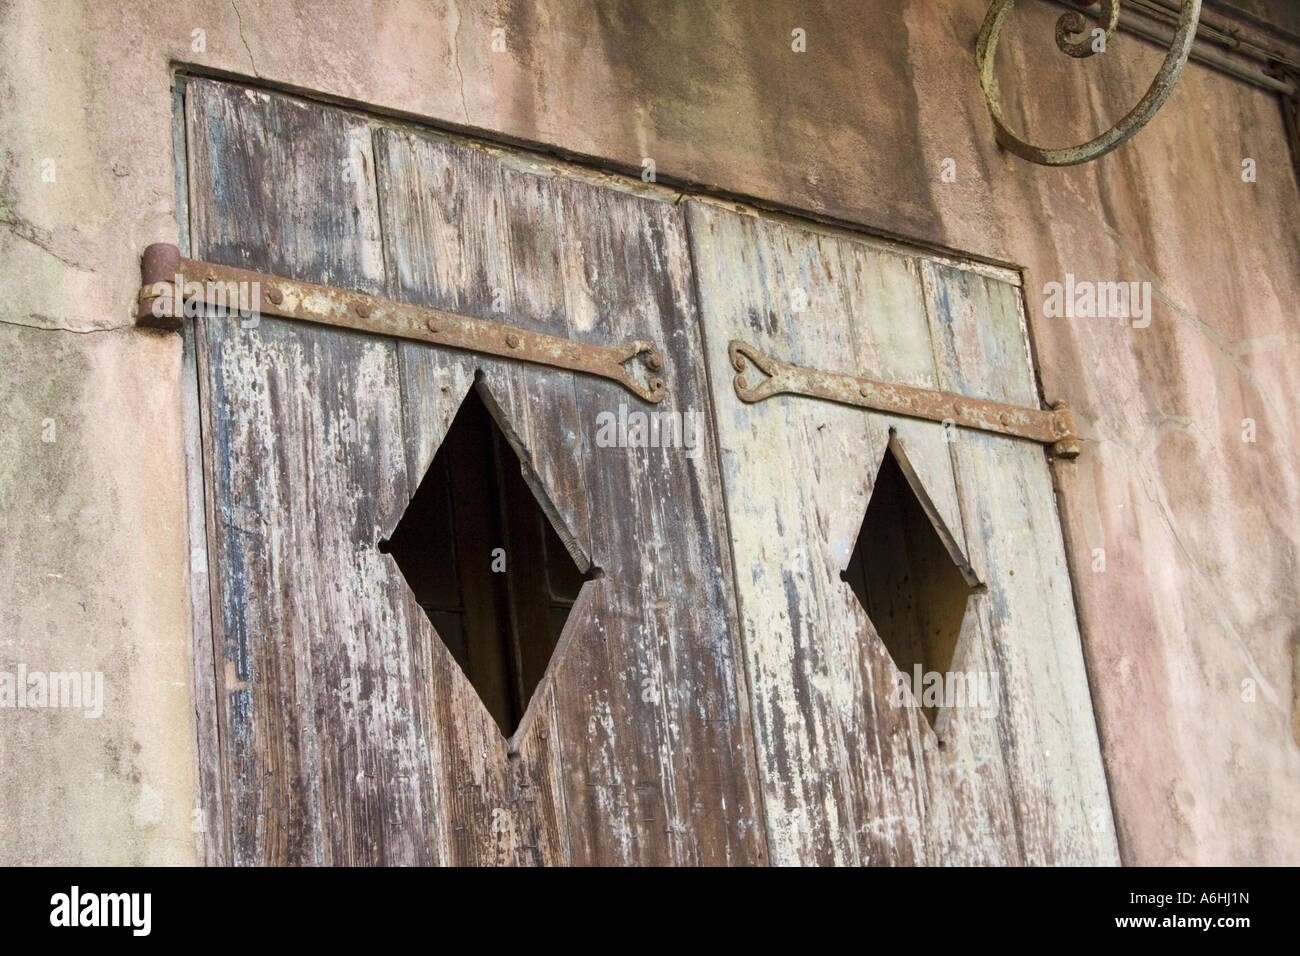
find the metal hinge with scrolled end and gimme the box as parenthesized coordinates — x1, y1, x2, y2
(136, 243, 666, 404)
(728, 340, 1081, 459)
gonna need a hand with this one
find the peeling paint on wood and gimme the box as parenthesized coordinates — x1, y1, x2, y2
(188, 79, 764, 865)
(185, 76, 1115, 868)
(687, 200, 1119, 866)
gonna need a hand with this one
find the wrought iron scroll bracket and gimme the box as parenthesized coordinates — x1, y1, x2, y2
(137, 244, 666, 403)
(729, 340, 1080, 458)
(976, 0, 1202, 166)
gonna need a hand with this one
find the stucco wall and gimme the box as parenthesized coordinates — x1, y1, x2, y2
(1, 0, 1296, 864)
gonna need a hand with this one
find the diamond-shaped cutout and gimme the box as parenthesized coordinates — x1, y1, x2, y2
(380, 381, 592, 738)
(841, 433, 981, 729)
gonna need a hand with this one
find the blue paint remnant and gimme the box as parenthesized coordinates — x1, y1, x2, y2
(206, 333, 253, 686)
(207, 114, 229, 206)
(227, 687, 253, 747)
(782, 569, 804, 651)
(932, 274, 954, 324)
(771, 501, 786, 540)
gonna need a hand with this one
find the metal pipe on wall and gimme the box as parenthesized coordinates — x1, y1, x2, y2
(1050, 0, 1298, 95)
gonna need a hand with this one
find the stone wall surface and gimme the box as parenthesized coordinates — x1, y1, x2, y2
(0, 0, 1296, 864)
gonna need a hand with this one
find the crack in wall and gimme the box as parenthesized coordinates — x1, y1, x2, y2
(1051, 189, 1292, 427)
(0, 316, 122, 335)
(1, 215, 95, 272)
(1131, 447, 1283, 708)
(230, 0, 260, 78)
(449, 0, 471, 124)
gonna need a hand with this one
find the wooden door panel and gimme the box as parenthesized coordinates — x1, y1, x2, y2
(186, 78, 764, 865)
(688, 201, 936, 864)
(688, 199, 1118, 865)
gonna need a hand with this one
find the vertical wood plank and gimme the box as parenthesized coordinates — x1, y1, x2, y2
(372, 127, 764, 865)
(689, 201, 927, 865)
(188, 79, 438, 865)
(547, 181, 765, 865)
(373, 127, 574, 866)
(181, 317, 229, 867)
(921, 262, 1120, 865)
(839, 246, 1022, 866)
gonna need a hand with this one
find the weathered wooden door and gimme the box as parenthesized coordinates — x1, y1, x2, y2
(184, 78, 762, 865)
(182, 77, 1117, 866)
(687, 201, 1119, 865)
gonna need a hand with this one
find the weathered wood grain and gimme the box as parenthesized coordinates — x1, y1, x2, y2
(373, 127, 576, 866)
(689, 200, 923, 864)
(188, 79, 435, 864)
(183, 74, 1114, 868)
(188, 78, 764, 865)
(547, 178, 764, 865)
(921, 262, 1119, 865)
(688, 198, 1116, 865)
(181, 317, 229, 867)
(840, 243, 1022, 866)
(374, 126, 765, 865)
(174, 78, 229, 866)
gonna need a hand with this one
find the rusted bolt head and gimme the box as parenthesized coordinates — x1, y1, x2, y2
(427, 318, 440, 333)
(354, 302, 371, 318)
(859, 385, 870, 398)
(646, 352, 662, 370)
(265, 288, 283, 306)
(505, 332, 521, 349)
(999, 412, 1010, 425)
(736, 375, 748, 390)
(952, 401, 962, 416)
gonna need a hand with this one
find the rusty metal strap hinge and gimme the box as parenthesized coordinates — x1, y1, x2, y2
(728, 340, 1080, 458)
(136, 244, 666, 403)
